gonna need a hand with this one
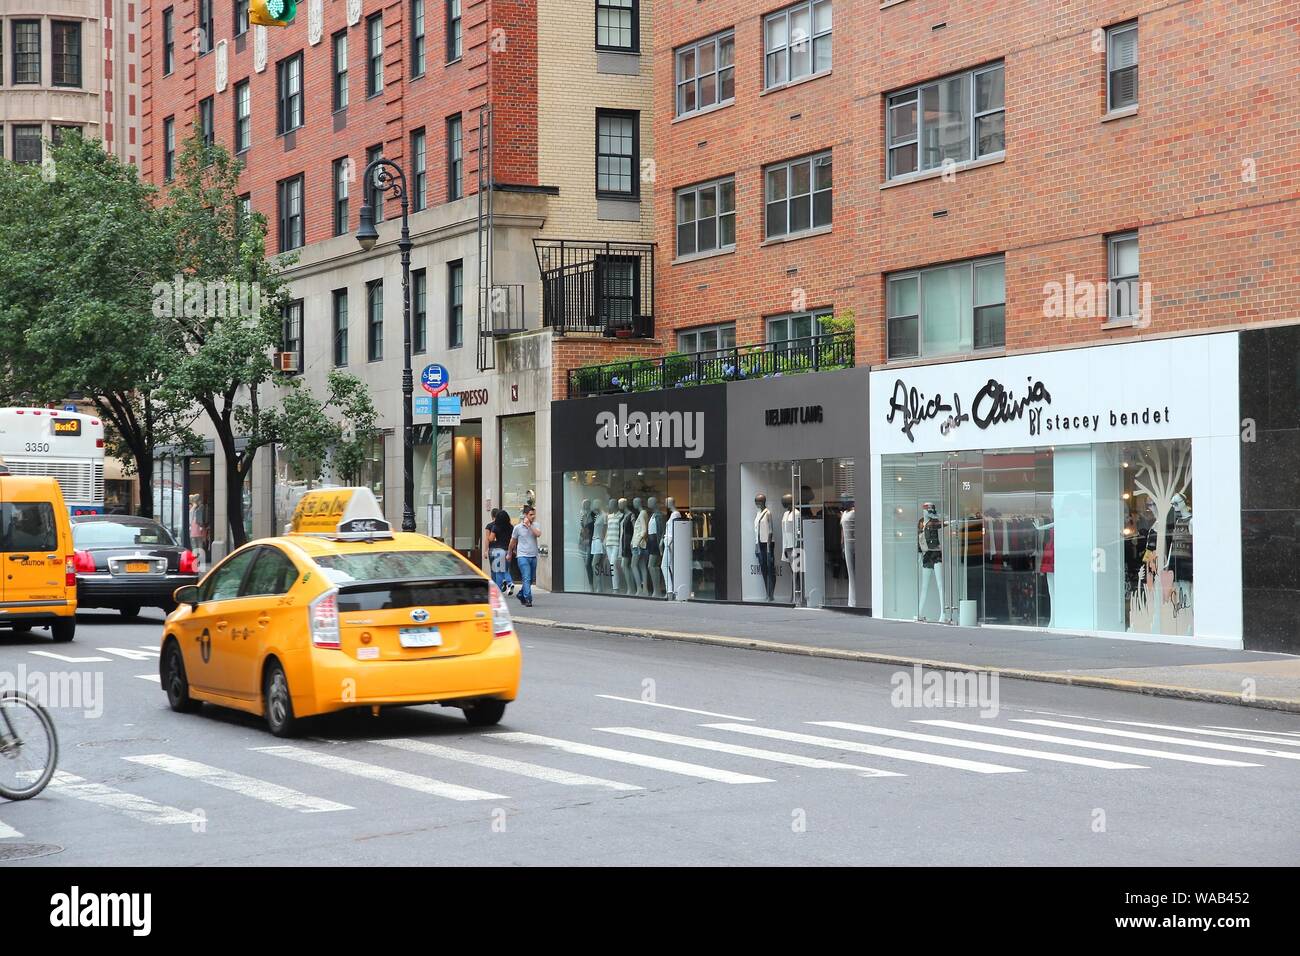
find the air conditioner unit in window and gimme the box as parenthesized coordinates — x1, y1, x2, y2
(278, 351, 300, 373)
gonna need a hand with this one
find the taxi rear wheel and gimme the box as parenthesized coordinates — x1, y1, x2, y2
(263, 661, 298, 738)
(163, 641, 201, 714)
(462, 699, 507, 727)
(119, 605, 141, 620)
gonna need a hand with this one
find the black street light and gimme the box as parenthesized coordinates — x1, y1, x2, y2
(356, 157, 416, 533)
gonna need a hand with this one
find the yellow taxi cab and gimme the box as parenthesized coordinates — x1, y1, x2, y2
(158, 487, 521, 737)
(0, 474, 77, 642)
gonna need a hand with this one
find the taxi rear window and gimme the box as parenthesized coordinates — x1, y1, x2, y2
(312, 550, 476, 584)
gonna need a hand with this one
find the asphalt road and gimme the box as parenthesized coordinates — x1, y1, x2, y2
(1, 609, 1297, 866)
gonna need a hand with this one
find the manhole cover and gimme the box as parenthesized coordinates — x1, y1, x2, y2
(0, 843, 63, 862)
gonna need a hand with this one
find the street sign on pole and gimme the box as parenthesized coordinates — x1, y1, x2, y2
(421, 363, 450, 396)
(437, 396, 462, 427)
(414, 395, 433, 415)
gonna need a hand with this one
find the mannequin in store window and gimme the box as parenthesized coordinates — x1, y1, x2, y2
(917, 502, 945, 622)
(1167, 492, 1193, 612)
(661, 496, 682, 599)
(604, 497, 623, 593)
(1033, 499, 1056, 628)
(590, 500, 609, 594)
(645, 496, 664, 597)
(631, 496, 649, 596)
(619, 497, 636, 595)
(781, 493, 801, 603)
(754, 493, 776, 601)
(840, 497, 856, 607)
(578, 499, 594, 590)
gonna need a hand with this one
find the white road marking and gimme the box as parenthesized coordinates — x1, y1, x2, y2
(124, 754, 353, 813)
(1205, 724, 1300, 739)
(46, 770, 205, 825)
(137, 645, 163, 652)
(1015, 719, 1300, 761)
(0, 820, 22, 838)
(919, 721, 1261, 767)
(489, 732, 774, 784)
(595, 695, 755, 721)
(596, 727, 903, 777)
(135, 674, 161, 683)
(1085, 719, 1300, 748)
(810, 721, 1146, 770)
(373, 738, 642, 791)
(252, 745, 507, 801)
(704, 723, 1023, 774)
(28, 651, 111, 663)
(97, 647, 161, 662)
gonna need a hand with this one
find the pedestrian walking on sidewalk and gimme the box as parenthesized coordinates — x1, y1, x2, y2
(485, 509, 516, 596)
(509, 504, 541, 608)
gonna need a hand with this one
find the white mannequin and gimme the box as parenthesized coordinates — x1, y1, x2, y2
(780, 493, 800, 604)
(754, 493, 775, 601)
(1033, 497, 1057, 628)
(604, 497, 622, 592)
(840, 501, 856, 607)
(631, 497, 649, 596)
(917, 502, 945, 622)
(590, 500, 609, 594)
(645, 496, 664, 597)
(660, 496, 681, 599)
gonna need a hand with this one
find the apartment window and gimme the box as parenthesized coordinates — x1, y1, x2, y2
(1108, 233, 1140, 322)
(1107, 22, 1138, 111)
(12, 126, 42, 165)
(675, 30, 735, 118)
(677, 323, 735, 354)
(596, 0, 638, 52)
(596, 110, 638, 198)
(446, 114, 463, 201)
(280, 300, 304, 373)
(52, 125, 81, 146)
(234, 80, 251, 153)
(366, 280, 384, 361)
(764, 0, 831, 90)
(235, 0, 249, 36)
(886, 256, 1005, 360)
(12, 21, 40, 85)
(198, 0, 214, 54)
(163, 117, 175, 181)
(277, 174, 305, 252)
(597, 257, 638, 329)
(332, 290, 349, 367)
(764, 151, 831, 239)
(199, 97, 215, 147)
(163, 8, 175, 75)
(332, 31, 348, 111)
(413, 269, 428, 353)
(448, 260, 464, 348)
(768, 309, 831, 347)
(237, 193, 252, 222)
(887, 62, 1004, 180)
(277, 53, 304, 133)
(411, 128, 427, 211)
(51, 21, 82, 87)
(333, 157, 350, 236)
(446, 0, 462, 62)
(366, 14, 383, 97)
(366, 144, 384, 222)
(675, 177, 735, 258)
(411, 0, 426, 77)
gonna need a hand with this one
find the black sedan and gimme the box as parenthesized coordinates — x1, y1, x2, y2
(70, 515, 201, 618)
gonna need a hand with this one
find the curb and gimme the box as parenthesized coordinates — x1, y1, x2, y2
(514, 616, 1300, 715)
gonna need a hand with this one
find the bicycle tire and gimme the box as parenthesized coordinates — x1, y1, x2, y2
(0, 691, 58, 801)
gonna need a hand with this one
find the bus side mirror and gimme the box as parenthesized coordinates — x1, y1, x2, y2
(173, 585, 201, 609)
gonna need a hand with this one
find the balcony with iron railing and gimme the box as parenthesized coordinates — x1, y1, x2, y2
(566, 331, 855, 399)
(533, 239, 656, 338)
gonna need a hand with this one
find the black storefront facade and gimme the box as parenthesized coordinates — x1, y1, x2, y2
(551, 367, 870, 607)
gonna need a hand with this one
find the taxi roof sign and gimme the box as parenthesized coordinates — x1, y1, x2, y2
(289, 487, 394, 540)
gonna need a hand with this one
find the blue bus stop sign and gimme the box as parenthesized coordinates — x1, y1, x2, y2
(421, 364, 449, 396)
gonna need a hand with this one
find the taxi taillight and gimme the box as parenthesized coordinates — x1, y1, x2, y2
(489, 583, 514, 638)
(309, 590, 341, 649)
(66, 556, 77, 587)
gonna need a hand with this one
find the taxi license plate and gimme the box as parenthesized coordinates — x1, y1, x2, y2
(125, 562, 151, 573)
(399, 627, 442, 648)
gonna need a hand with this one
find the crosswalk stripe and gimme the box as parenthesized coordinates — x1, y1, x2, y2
(135, 674, 161, 683)
(46, 770, 204, 825)
(811, 722, 1146, 770)
(702, 723, 1023, 774)
(372, 738, 642, 791)
(252, 745, 507, 801)
(488, 732, 774, 784)
(29, 651, 111, 663)
(919, 721, 1261, 767)
(123, 754, 353, 812)
(1205, 724, 1300, 739)
(596, 727, 903, 777)
(1089, 719, 1300, 748)
(1014, 719, 1300, 762)
(0, 820, 22, 838)
(595, 695, 755, 721)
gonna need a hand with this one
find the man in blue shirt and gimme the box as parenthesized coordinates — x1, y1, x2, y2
(508, 504, 542, 608)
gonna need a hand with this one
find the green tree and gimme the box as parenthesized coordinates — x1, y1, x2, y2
(0, 132, 199, 515)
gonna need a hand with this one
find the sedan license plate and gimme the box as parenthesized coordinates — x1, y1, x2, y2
(399, 627, 443, 648)
(125, 562, 151, 573)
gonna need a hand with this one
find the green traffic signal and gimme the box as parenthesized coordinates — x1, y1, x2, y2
(250, 0, 297, 27)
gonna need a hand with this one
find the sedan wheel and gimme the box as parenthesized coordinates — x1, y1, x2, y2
(163, 642, 201, 713)
(263, 662, 298, 738)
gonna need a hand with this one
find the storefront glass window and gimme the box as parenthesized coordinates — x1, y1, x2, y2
(152, 453, 184, 544)
(499, 415, 536, 516)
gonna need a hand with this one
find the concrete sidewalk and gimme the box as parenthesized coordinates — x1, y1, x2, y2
(516, 591, 1300, 713)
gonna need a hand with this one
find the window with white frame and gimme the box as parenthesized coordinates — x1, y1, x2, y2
(676, 177, 735, 258)
(411, 0, 426, 77)
(675, 30, 734, 118)
(886, 256, 1005, 360)
(277, 174, 305, 252)
(1108, 233, 1139, 322)
(597, 0, 638, 52)
(411, 128, 427, 211)
(234, 80, 251, 153)
(367, 14, 384, 96)
(332, 31, 348, 110)
(677, 323, 736, 354)
(1107, 22, 1137, 111)
(764, 0, 831, 90)
(764, 151, 831, 240)
(887, 62, 1004, 180)
(235, 0, 249, 36)
(277, 53, 304, 134)
(280, 300, 304, 373)
(767, 309, 832, 347)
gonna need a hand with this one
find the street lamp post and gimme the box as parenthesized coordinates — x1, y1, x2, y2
(356, 158, 416, 533)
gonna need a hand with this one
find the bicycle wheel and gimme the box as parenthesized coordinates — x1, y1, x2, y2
(0, 692, 58, 800)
